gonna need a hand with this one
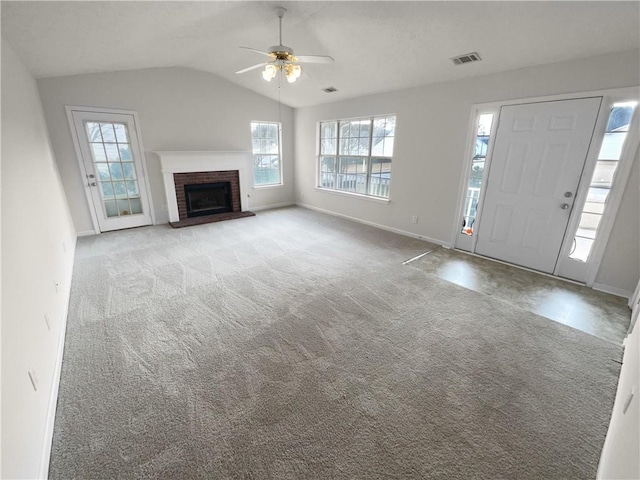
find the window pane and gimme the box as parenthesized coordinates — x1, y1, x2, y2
(577, 212, 601, 238)
(100, 123, 116, 142)
(105, 144, 120, 161)
(369, 158, 391, 198)
(113, 181, 127, 198)
(598, 132, 627, 160)
(126, 181, 139, 197)
(96, 163, 111, 181)
(372, 117, 387, 138)
(119, 144, 132, 161)
(86, 122, 102, 142)
(104, 200, 118, 218)
(116, 199, 131, 215)
(586, 187, 609, 204)
(339, 156, 367, 175)
(122, 162, 136, 180)
(129, 197, 143, 215)
(91, 143, 106, 162)
(109, 163, 124, 180)
(590, 161, 617, 188)
(569, 236, 594, 262)
(320, 156, 336, 172)
(382, 137, 394, 157)
(474, 135, 490, 158)
(100, 182, 114, 198)
(606, 105, 634, 132)
(477, 114, 493, 136)
(114, 123, 128, 143)
(321, 139, 336, 155)
(582, 201, 605, 215)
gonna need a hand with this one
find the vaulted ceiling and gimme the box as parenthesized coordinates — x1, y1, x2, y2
(2, 1, 639, 108)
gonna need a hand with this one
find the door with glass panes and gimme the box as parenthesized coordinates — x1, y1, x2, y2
(70, 109, 153, 232)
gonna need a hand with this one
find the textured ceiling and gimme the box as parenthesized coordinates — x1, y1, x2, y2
(2, 1, 639, 108)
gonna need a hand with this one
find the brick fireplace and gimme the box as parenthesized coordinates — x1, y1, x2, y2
(156, 151, 253, 225)
(174, 171, 240, 220)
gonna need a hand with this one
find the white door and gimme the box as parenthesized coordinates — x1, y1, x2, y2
(70, 109, 153, 232)
(475, 98, 601, 273)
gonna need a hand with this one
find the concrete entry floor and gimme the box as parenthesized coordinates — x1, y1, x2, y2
(415, 247, 631, 345)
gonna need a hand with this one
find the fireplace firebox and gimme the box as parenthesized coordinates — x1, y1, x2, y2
(184, 182, 232, 218)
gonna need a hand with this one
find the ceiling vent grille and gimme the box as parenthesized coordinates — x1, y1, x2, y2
(323, 86, 338, 93)
(451, 52, 482, 66)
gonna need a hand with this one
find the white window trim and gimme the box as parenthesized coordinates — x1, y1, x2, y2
(251, 121, 283, 188)
(451, 86, 640, 288)
(65, 105, 156, 234)
(314, 186, 391, 204)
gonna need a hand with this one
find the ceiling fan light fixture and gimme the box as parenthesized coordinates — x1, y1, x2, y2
(285, 64, 301, 83)
(262, 64, 277, 81)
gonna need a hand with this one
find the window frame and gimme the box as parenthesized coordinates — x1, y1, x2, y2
(316, 114, 396, 200)
(250, 121, 283, 188)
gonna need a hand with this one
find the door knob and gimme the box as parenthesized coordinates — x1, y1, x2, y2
(564, 191, 573, 198)
(561, 203, 570, 210)
(90, 182, 97, 187)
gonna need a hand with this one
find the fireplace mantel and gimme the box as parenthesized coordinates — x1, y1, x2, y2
(156, 151, 251, 223)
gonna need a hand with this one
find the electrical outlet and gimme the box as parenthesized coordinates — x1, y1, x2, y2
(44, 313, 51, 331)
(411, 215, 419, 224)
(28, 368, 39, 392)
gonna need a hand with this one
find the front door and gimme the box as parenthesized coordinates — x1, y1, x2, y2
(475, 98, 601, 273)
(70, 109, 153, 232)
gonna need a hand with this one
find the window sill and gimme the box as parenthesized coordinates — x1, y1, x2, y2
(253, 183, 283, 190)
(315, 187, 390, 204)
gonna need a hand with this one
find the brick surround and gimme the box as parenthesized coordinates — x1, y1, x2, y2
(173, 170, 241, 221)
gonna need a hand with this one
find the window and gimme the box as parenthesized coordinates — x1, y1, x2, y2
(85, 121, 143, 217)
(461, 113, 494, 235)
(568, 101, 637, 262)
(318, 115, 395, 199)
(251, 122, 282, 186)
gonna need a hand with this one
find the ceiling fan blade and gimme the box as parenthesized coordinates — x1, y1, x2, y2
(239, 46, 271, 57)
(295, 55, 335, 64)
(235, 63, 267, 74)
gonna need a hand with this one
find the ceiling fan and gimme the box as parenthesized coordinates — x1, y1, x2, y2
(235, 7, 334, 83)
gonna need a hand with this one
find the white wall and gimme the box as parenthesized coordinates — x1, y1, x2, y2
(597, 307, 640, 479)
(1, 38, 77, 479)
(37, 67, 295, 233)
(294, 49, 640, 294)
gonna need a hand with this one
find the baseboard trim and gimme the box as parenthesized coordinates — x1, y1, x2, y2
(592, 282, 633, 300)
(39, 234, 77, 479)
(250, 202, 296, 212)
(296, 202, 449, 247)
(76, 230, 96, 237)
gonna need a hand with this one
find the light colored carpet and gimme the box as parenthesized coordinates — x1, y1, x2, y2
(50, 207, 622, 479)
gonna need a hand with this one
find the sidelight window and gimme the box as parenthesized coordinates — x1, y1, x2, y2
(569, 102, 637, 262)
(461, 113, 494, 235)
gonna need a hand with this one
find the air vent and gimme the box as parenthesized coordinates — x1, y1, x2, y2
(323, 86, 338, 93)
(451, 52, 482, 66)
